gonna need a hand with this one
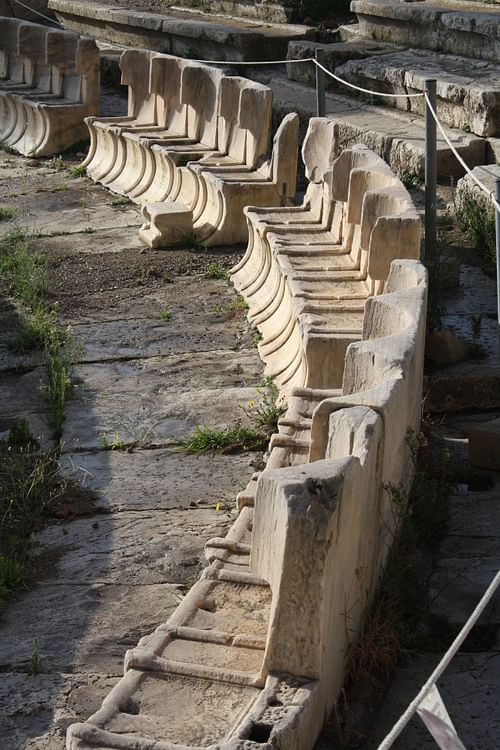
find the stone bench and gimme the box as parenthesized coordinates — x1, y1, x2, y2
(231, 128, 420, 394)
(0, 17, 99, 156)
(66, 259, 428, 750)
(83, 49, 299, 246)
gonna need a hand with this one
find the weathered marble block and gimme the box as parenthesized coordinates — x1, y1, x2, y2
(0, 16, 99, 156)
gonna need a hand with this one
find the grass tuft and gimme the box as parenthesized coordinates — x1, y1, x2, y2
(182, 425, 268, 454)
(205, 262, 228, 281)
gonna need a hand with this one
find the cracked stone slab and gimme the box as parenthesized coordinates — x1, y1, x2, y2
(60, 448, 257, 511)
(59, 280, 243, 327)
(0, 672, 120, 750)
(34, 508, 233, 586)
(0, 582, 183, 674)
(61, 350, 264, 450)
(70, 279, 250, 361)
(342, 652, 500, 750)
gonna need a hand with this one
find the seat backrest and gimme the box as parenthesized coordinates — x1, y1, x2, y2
(217, 75, 245, 161)
(238, 82, 273, 168)
(180, 64, 222, 147)
(2, 19, 24, 83)
(119, 49, 156, 121)
(18, 22, 50, 90)
(301, 117, 338, 221)
(150, 54, 187, 135)
(45, 29, 78, 97)
(269, 112, 299, 199)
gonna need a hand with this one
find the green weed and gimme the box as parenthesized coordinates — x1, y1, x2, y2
(0, 206, 16, 222)
(100, 431, 124, 450)
(205, 263, 228, 281)
(0, 228, 77, 437)
(181, 425, 267, 454)
(247, 376, 284, 435)
(160, 308, 172, 321)
(111, 194, 131, 206)
(69, 164, 86, 178)
(213, 295, 248, 317)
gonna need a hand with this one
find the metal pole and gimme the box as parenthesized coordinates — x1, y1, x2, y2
(315, 48, 325, 118)
(496, 180, 500, 326)
(424, 79, 437, 266)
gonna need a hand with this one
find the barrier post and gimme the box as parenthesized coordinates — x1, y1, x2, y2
(496, 180, 500, 326)
(315, 48, 325, 117)
(424, 79, 437, 265)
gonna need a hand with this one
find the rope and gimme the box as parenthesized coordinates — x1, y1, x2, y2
(189, 56, 315, 66)
(424, 90, 500, 213)
(377, 569, 500, 749)
(315, 59, 424, 99)
(9, 0, 64, 27)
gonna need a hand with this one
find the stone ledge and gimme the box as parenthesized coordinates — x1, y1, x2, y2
(48, 0, 315, 61)
(351, 0, 500, 62)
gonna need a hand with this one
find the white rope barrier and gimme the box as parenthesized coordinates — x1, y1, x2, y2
(189, 56, 315, 65)
(9, 0, 64, 27)
(423, 90, 500, 213)
(377, 569, 500, 749)
(315, 59, 425, 99)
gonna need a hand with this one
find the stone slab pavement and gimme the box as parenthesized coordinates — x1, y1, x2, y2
(0, 138, 264, 749)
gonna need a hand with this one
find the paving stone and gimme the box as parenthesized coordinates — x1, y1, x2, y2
(60, 448, 257, 511)
(341, 653, 500, 750)
(34, 508, 232, 586)
(62, 350, 263, 450)
(0, 582, 185, 674)
(469, 418, 500, 470)
(0, 367, 54, 449)
(0, 672, 120, 750)
(70, 279, 250, 361)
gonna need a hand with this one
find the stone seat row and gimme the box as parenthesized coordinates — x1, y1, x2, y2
(0, 16, 99, 156)
(83, 49, 299, 246)
(66, 258, 428, 750)
(231, 125, 421, 396)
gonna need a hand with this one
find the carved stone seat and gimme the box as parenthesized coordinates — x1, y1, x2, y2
(231, 133, 421, 393)
(82, 50, 299, 247)
(0, 17, 99, 156)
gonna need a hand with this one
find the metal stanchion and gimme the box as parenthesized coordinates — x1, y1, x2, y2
(424, 79, 437, 265)
(496, 180, 500, 328)
(315, 49, 325, 117)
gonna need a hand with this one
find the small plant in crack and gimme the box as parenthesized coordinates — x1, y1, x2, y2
(69, 164, 86, 179)
(100, 431, 125, 450)
(205, 262, 228, 281)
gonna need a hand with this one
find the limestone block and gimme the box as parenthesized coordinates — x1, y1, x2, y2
(469, 417, 500, 470)
(139, 201, 193, 248)
(337, 49, 500, 137)
(0, 20, 100, 156)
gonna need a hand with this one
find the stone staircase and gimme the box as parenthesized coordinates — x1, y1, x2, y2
(286, 0, 500, 175)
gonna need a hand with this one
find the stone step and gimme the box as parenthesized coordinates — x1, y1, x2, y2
(262, 75, 485, 178)
(167, 0, 299, 24)
(287, 38, 401, 88)
(350, 0, 500, 63)
(48, 0, 315, 62)
(335, 49, 500, 138)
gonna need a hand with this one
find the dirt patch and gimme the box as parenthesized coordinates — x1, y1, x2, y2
(46, 245, 244, 318)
